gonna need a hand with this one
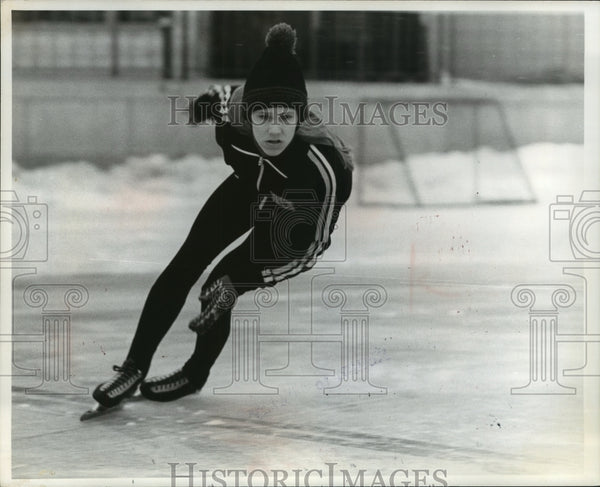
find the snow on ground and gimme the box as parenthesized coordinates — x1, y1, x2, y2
(7, 143, 597, 485)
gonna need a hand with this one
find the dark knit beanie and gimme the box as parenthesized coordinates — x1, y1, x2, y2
(242, 23, 307, 114)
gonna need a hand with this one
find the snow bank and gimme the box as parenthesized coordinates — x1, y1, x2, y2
(7, 143, 587, 278)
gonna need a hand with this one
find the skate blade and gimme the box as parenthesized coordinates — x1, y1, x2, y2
(80, 393, 143, 421)
(80, 403, 123, 421)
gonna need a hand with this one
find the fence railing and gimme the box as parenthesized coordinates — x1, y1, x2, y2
(11, 12, 584, 83)
(12, 21, 163, 76)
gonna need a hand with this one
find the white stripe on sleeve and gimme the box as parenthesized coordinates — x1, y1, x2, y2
(261, 145, 337, 284)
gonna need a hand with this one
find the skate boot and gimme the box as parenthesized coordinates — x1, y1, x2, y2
(140, 368, 208, 402)
(92, 358, 144, 408)
(189, 275, 238, 334)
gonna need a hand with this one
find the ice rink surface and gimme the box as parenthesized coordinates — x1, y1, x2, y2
(8, 142, 598, 484)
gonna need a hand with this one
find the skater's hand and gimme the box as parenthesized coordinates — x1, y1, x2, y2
(198, 274, 235, 302)
(190, 275, 238, 334)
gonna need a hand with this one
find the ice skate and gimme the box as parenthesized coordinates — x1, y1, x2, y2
(91, 359, 145, 408)
(140, 368, 208, 402)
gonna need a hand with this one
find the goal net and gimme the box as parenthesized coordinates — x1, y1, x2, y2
(354, 96, 536, 207)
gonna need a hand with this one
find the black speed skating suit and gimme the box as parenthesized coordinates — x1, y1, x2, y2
(126, 85, 353, 385)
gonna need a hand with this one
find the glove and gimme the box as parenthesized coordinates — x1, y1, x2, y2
(189, 275, 238, 334)
(190, 85, 236, 125)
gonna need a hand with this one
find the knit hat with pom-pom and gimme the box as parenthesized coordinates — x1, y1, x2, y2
(242, 23, 307, 113)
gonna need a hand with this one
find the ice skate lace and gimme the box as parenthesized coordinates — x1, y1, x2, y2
(105, 361, 140, 391)
(148, 369, 190, 392)
(147, 369, 183, 383)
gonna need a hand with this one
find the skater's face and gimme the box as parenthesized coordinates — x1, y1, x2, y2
(251, 106, 298, 157)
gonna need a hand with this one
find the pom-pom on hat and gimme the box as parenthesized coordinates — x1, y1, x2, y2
(242, 23, 307, 114)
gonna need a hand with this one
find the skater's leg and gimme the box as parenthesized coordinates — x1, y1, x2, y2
(141, 213, 325, 400)
(182, 232, 267, 381)
(126, 174, 256, 373)
(139, 235, 262, 401)
(182, 196, 345, 380)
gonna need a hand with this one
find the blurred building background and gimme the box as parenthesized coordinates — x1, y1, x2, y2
(11, 10, 584, 168)
(12, 10, 583, 82)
